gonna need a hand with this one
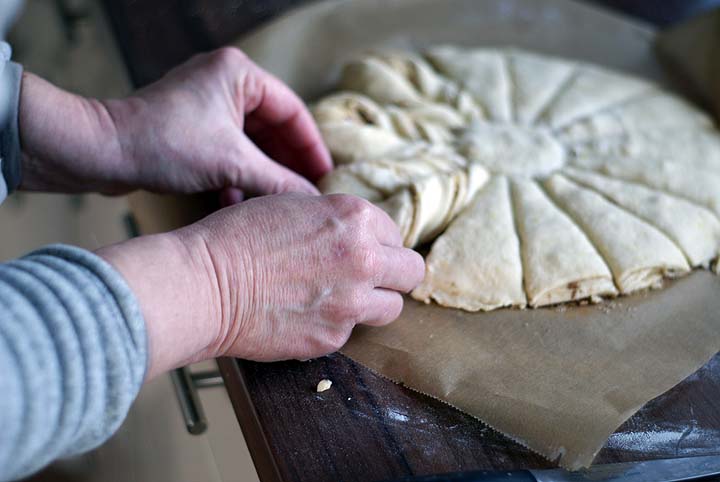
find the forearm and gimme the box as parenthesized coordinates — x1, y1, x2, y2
(96, 228, 222, 379)
(5, 47, 330, 199)
(18, 72, 129, 193)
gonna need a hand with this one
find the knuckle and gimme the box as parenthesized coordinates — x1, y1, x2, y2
(326, 328, 352, 352)
(384, 222, 404, 246)
(387, 295, 404, 322)
(351, 245, 378, 280)
(329, 194, 374, 223)
(370, 295, 403, 327)
(325, 291, 365, 323)
(326, 193, 354, 209)
(410, 250, 426, 283)
(341, 295, 365, 322)
(208, 46, 247, 68)
(350, 200, 375, 226)
(271, 178, 292, 194)
(281, 178, 315, 195)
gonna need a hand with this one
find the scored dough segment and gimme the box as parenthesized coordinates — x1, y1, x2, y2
(544, 174, 690, 294)
(411, 177, 526, 311)
(564, 167, 720, 268)
(313, 46, 720, 311)
(510, 178, 617, 307)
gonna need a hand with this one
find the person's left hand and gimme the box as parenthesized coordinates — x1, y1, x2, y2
(19, 47, 332, 197)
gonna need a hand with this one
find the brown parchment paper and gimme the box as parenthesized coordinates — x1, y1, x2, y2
(228, 0, 720, 470)
(129, 0, 720, 472)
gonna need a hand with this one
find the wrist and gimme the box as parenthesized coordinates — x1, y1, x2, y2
(18, 72, 130, 193)
(183, 216, 251, 359)
(96, 229, 221, 379)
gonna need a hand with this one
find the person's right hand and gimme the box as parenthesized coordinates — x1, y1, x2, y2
(188, 192, 426, 361)
(98, 192, 425, 378)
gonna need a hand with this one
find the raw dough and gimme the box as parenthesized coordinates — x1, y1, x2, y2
(511, 178, 617, 306)
(314, 46, 720, 311)
(316, 379, 332, 392)
(412, 177, 526, 311)
(564, 167, 720, 268)
(544, 174, 690, 294)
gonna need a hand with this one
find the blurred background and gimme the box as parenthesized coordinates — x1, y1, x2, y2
(0, 0, 129, 261)
(3, 1, 258, 481)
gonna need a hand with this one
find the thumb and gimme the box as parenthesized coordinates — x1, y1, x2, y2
(237, 140, 320, 196)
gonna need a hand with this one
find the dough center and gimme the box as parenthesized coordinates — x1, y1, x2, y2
(454, 123, 566, 177)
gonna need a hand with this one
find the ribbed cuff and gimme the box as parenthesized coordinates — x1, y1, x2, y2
(0, 244, 148, 479)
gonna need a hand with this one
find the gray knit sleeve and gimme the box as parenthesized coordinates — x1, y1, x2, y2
(0, 244, 148, 481)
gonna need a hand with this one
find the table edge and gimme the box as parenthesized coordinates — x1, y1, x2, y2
(217, 357, 285, 482)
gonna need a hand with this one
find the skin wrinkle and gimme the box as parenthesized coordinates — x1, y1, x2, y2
(217, 204, 273, 358)
(19, 76, 123, 193)
(82, 97, 125, 184)
(193, 233, 230, 361)
(243, 63, 266, 117)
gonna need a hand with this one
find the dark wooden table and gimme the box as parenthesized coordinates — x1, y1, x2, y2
(102, 1, 720, 480)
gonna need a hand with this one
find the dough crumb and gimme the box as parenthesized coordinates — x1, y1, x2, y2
(316, 379, 333, 392)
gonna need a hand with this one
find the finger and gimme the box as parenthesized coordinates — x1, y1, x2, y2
(243, 66, 333, 181)
(248, 125, 333, 182)
(374, 246, 425, 292)
(219, 187, 244, 207)
(237, 140, 320, 196)
(359, 289, 404, 327)
(371, 206, 404, 247)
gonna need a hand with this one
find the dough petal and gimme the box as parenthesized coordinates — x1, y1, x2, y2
(506, 49, 575, 125)
(312, 91, 393, 127)
(318, 122, 407, 165)
(564, 167, 720, 268)
(571, 127, 720, 174)
(544, 174, 690, 294)
(425, 46, 512, 122)
(406, 164, 489, 247)
(538, 65, 653, 129)
(312, 91, 465, 157)
(321, 143, 465, 196)
(570, 155, 720, 218)
(511, 178, 617, 307)
(340, 56, 423, 105)
(317, 168, 383, 201)
(376, 164, 488, 248)
(412, 177, 526, 310)
(556, 90, 714, 144)
(376, 189, 415, 241)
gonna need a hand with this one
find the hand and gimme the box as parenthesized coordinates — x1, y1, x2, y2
(19, 47, 331, 196)
(190, 193, 426, 361)
(98, 193, 425, 378)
